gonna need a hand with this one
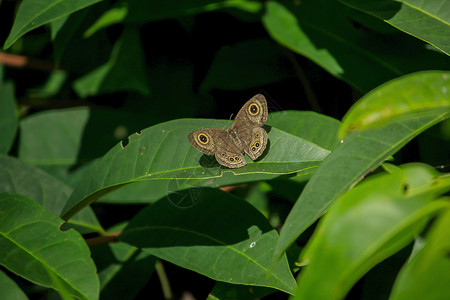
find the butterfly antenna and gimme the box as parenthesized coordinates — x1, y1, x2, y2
(259, 91, 284, 113)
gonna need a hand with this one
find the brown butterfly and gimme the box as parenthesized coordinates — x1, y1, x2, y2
(188, 94, 268, 168)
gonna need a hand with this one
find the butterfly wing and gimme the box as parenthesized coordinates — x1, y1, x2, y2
(239, 127, 268, 161)
(232, 94, 268, 160)
(188, 128, 224, 155)
(233, 94, 268, 128)
(214, 142, 246, 168)
(188, 128, 246, 168)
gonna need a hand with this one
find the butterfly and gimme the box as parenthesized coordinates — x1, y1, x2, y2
(188, 94, 268, 168)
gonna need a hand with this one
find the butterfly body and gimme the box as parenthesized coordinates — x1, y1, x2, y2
(188, 94, 268, 168)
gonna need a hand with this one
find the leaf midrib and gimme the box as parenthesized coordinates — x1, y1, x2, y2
(398, 0, 450, 26)
(0, 224, 87, 299)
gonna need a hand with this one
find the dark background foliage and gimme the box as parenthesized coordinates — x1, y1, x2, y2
(0, 0, 449, 299)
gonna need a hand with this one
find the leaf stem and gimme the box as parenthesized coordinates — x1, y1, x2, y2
(156, 260, 173, 300)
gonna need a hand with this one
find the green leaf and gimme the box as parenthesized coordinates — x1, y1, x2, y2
(0, 155, 102, 234)
(339, 71, 450, 139)
(83, 6, 127, 38)
(267, 111, 341, 151)
(51, 9, 88, 65)
(18, 106, 152, 173)
(0, 83, 18, 154)
(0, 269, 28, 300)
(293, 164, 450, 299)
(73, 26, 149, 97)
(97, 180, 168, 204)
(262, 1, 450, 92)
(17, 104, 204, 196)
(243, 182, 270, 218)
(0, 193, 99, 300)
(122, 0, 262, 22)
(390, 206, 450, 300)
(52, 6, 112, 75)
(339, 0, 450, 55)
(4, 0, 103, 49)
(19, 108, 91, 166)
(120, 188, 297, 294)
(200, 38, 295, 91)
(62, 118, 330, 220)
(85, 0, 262, 36)
(100, 111, 340, 205)
(48, 269, 79, 300)
(27, 70, 67, 98)
(275, 111, 448, 259)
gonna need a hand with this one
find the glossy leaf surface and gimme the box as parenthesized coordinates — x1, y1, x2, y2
(120, 188, 297, 294)
(293, 164, 450, 299)
(340, 0, 450, 55)
(0, 155, 102, 234)
(62, 118, 330, 219)
(262, 1, 450, 92)
(4, 0, 102, 49)
(339, 71, 450, 138)
(275, 111, 448, 258)
(0, 193, 99, 300)
(0, 269, 28, 300)
(101, 111, 340, 204)
(390, 205, 450, 300)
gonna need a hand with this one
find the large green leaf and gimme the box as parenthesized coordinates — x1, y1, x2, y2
(62, 118, 330, 219)
(340, 0, 450, 55)
(17, 106, 104, 191)
(120, 188, 297, 294)
(18, 106, 151, 186)
(390, 206, 450, 300)
(4, 0, 103, 49)
(100, 111, 340, 204)
(19, 108, 91, 166)
(339, 71, 450, 138)
(18, 106, 152, 164)
(267, 111, 341, 151)
(293, 164, 450, 299)
(0, 155, 102, 234)
(0, 83, 18, 154)
(0, 269, 28, 300)
(17, 102, 208, 197)
(0, 193, 99, 300)
(274, 111, 449, 259)
(262, 1, 450, 92)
